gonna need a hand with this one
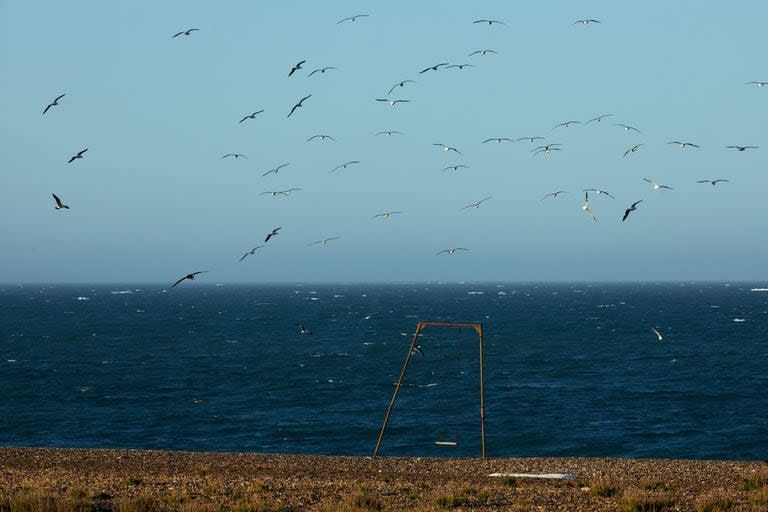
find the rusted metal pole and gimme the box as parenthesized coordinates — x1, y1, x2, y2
(478, 323, 487, 461)
(372, 322, 424, 458)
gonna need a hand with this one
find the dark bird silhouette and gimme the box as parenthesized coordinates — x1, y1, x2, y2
(288, 60, 306, 77)
(307, 237, 340, 247)
(412, 344, 425, 357)
(239, 245, 265, 262)
(419, 63, 449, 74)
(554, 120, 581, 129)
(482, 137, 512, 144)
(469, 49, 498, 56)
(446, 63, 475, 70)
(541, 191, 567, 200)
(67, 148, 88, 163)
(517, 136, 545, 143)
(697, 179, 729, 186)
(623, 144, 644, 157)
(52, 193, 69, 210)
(442, 164, 469, 172)
(222, 153, 247, 159)
(332, 161, 360, 172)
(308, 67, 337, 77)
(460, 196, 492, 210)
(337, 14, 369, 24)
(585, 114, 613, 124)
(264, 227, 281, 243)
(726, 145, 758, 152)
(42, 94, 65, 115)
(622, 200, 643, 222)
(574, 19, 600, 25)
(262, 163, 290, 176)
(388, 80, 415, 94)
(473, 19, 505, 26)
(287, 94, 311, 117)
(532, 143, 562, 155)
(172, 28, 199, 38)
(171, 271, 207, 288)
(239, 110, 264, 123)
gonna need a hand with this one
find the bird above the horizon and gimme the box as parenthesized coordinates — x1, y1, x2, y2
(746, 81, 767, 87)
(307, 236, 340, 247)
(586, 114, 613, 124)
(433, 143, 461, 154)
(288, 60, 306, 77)
(419, 63, 449, 74)
(622, 200, 643, 222)
(574, 19, 600, 25)
(67, 148, 88, 163)
(541, 191, 567, 200)
(518, 136, 545, 143)
(442, 164, 469, 172)
(668, 141, 700, 149)
(371, 211, 402, 220)
(297, 324, 313, 335)
(42, 94, 65, 115)
(337, 14, 369, 24)
(332, 161, 360, 172)
(308, 66, 337, 77)
(726, 145, 758, 152)
(582, 192, 597, 222)
(388, 80, 415, 95)
(473, 19, 505, 26)
(460, 196, 492, 210)
(264, 227, 281, 243)
(697, 179, 729, 186)
(307, 134, 335, 142)
(437, 248, 469, 255)
(376, 130, 402, 137)
(623, 144, 644, 157)
(651, 327, 663, 341)
(260, 191, 286, 197)
(554, 120, 581, 129)
(51, 193, 69, 210)
(287, 94, 311, 117)
(239, 244, 266, 262)
(262, 163, 290, 176)
(583, 188, 615, 199)
(222, 153, 247, 159)
(239, 110, 264, 123)
(615, 123, 641, 133)
(172, 28, 199, 38)
(533, 143, 561, 156)
(482, 137, 512, 144)
(171, 271, 207, 288)
(280, 188, 302, 196)
(469, 49, 498, 56)
(375, 98, 410, 106)
(643, 178, 673, 190)
(446, 63, 475, 70)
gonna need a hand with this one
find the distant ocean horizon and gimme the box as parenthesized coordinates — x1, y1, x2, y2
(2, 282, 766, 460)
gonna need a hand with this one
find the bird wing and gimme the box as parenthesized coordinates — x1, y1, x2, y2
(632, 200, 643, 208)
(171, 276, 187, 288)
(172, 32, 184, 38)
(287, 104, 299, 117)
(696, 180, 709, 183)
(42, 103, 53, 114)
(308, 69, 319, 77)
(79, 148, 88, 156)
(604, 192, 615, 198)
(52, 193, 63, 207)
(622, 209, 630, 222)
(642, 178, 652, 183)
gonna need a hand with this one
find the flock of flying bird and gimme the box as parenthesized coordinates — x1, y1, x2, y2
(39, 13, 764, 293)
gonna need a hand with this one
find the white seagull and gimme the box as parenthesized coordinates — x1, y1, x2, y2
(376, 130, 402, 137)
(307, 134, 335, 142)
(615, 123, 641, 133)
(532, 143, 562, 156)
(482, 137, 513, 144)
(668, 141, 700, 149)
(433, 143, 461, 154)
(332, 161, 360, 172)
(375, 98, 410, 106)
(222, 153, 247, 159)
(651, 327, 663, 341)
(262, 163, 290, 177)
(585, 114, 613, 124)
(574, 19, 600, 25)
(371, 211, 402, 220)
(554, 120, 581, 129)
(460, 196, 492, 210)
(473, 19, 505, 26)
(746, 81, 767, 87)
(307, 237, 340, 247)
(583, 188, 614, 198)
(541, 191, 567, 200)
(239, 244, 266, 262)
(582, 192, 597, 222)
(643, 178, 673, 190)
(469, 49, 498, 56)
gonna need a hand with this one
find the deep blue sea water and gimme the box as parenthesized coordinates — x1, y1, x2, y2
(1, 283, 767, 460)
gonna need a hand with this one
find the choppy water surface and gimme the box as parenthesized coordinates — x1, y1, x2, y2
(1, 283, 766, 459)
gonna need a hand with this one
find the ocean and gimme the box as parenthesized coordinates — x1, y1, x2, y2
(1, 283, 766, 460)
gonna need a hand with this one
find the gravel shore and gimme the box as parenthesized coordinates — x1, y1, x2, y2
(0, 448, 766, 511)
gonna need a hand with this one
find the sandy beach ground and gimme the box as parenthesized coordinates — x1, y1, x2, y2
(0, 448, 766, 511)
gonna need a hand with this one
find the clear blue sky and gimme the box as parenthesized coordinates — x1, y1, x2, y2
(2, 1, 766, 283)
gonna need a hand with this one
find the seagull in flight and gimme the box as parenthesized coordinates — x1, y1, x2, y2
(532, 144, 562, 156)
(668, 141, 700, 149)
(371, 211, 402, 220)
(583, 188, 615, 198)
(375, 98, 410, 106)
(482, 137, 513, 144)
(622, 200, 643, 222)
(643, 178, 673, 190)
(623, 144, 644, 157)
(517, 136, 545, 143)
(473, 19, 505, 26)
(287, 94, 311, 117)
(585, 114, 613, 124)
(437, 248, 469, 255)
(297, 324, 313, 335)
(697, 179, 729, 186)
(469, 49, 498, 57)
(338, 14, 369, 24)
(264, 227, 281, 243)
(239, 110, 264, 123)
(222, 153, 247, 159)
(554, 120, 581, 129)
(332, 161, 360, 172)
(541, 191, 567, 200)
(651, 327, 663, 341)
(288, 60, 306, 77)
(67, 148, 88, 163)
(726, 145, 758, 152)
(411, 345, 425, 357)
(308, 66, 337, 77)
(171, 271, 207, 288)
(262, 163, 290, 176)
(260, 191, 287, 197)
(433, 143, 461, 154)
(419, 63, 449, 74)
(746, 81, 767, 87)
(52, 193, 69, 210)
(442, 164, 469, 172)
(446, 63, 475, 70)
(307, 134, 335, 142)
(388, 80, 415, 95)
(376, 130, 402, 137)
(280, 188, 302, 196)
(172, 28, 200, 38)
(574, 19, 600, 25)
(307, 237, 340, 247)
(615, 123, 641, 133)
(239, 244, 265, 262)
(460, 196, 492, 210)
(42, 94, 65, 115)
(582, 192, 597, 222)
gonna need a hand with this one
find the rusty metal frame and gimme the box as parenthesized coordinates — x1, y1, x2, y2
(372, 321, 486, 461)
